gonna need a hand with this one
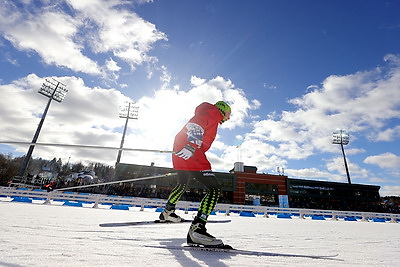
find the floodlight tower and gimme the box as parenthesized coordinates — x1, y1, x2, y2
(116, 101, 139, 165)
(332, 129, 351, 184)
(19, 78, 68, 179)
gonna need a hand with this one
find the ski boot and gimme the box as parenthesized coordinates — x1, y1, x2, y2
(187, 220, 226, 247)
(159, 209, 184, 223)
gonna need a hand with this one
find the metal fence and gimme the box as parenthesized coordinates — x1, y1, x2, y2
(1, 186, 399, 223)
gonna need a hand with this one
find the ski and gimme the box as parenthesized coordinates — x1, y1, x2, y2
(144, 245, 340, 260)
(99, 219, 231, 227)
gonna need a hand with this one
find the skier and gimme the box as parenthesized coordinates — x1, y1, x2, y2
(159, 101, 231, 247)
(45, 180, 56, 192)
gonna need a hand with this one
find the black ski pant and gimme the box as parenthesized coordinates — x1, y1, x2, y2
(165, 170, 221, 223)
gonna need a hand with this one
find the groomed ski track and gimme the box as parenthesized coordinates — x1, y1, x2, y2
(1, 198, 399, 266)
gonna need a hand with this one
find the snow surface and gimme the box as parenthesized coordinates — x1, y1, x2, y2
(0, 199, 399, 267)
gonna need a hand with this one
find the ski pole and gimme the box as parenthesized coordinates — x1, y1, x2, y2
(0, 141, 175, 154)
(55, 173, 177, 191)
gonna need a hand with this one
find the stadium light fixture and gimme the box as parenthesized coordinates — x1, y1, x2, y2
(38, 79, 67, 102)
(332, 129, 351, 184)
(18, 78, 68, 179)
(116, 101, 139, 165)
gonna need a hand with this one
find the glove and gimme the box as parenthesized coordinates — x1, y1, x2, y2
(175, 144, 196, 160)
(186, 122, 204, 147)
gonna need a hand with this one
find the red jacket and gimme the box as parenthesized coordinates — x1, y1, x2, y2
(172, 102, 223, 171)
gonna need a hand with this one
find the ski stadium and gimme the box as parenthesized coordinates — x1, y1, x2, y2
(1, 186, 399, 266)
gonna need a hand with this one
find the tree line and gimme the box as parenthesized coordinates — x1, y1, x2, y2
(0, 153, 115, 186)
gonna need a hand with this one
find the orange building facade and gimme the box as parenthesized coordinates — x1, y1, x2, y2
(233, 171, 288, 204)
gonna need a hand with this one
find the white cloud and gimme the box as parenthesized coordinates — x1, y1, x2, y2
(222, 139, 285, 172)
(379, 185, 400, 197)
(286, 167, 345, 182)
(263, 83, 277, 91)
(251, 99, 261, 110)
(0, 0, 166, 78)
(4, 52, 18, 66)
(373, 126, 400, 142)
(159, 66, 172, 89)
(104, 58, 121, 72)
(0, 1, 100, 74)
(67, 0, 167, 68)
(190, 76, 206, 87)
(102, 58, 121, 81)
(134, 0, 155, 4)
(326, 157, 369, 180)
(364, 152, 400, 169)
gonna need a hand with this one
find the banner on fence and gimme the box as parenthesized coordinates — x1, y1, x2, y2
(279, 195, 289, 208)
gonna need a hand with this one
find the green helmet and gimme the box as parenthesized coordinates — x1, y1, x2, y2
(215, 101, 231, 115)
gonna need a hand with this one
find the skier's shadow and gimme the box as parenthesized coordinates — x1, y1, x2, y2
(157, 238, 232, 267)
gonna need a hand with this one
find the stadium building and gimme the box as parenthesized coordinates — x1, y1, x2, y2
(114, 162, 381, 211)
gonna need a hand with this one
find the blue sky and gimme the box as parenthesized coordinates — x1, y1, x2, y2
(0, 0, 399, 196)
